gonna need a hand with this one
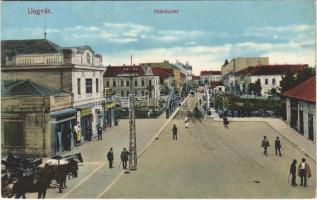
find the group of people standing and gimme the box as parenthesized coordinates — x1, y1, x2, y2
(290, 158, 312, 187)
(261, 136, 282, 156)
(106, 148, 130, 170)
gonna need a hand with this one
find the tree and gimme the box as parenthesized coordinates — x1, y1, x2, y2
(280, 67, 315, 93)
(254, 79, 262, 96)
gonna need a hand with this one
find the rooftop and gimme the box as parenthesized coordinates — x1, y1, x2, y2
(200, 71, 222, 76)
(104, 65, 145, 77)
(151, 67, 174, 78)
(282, 76, 315, 103)
(236, 64, 308, 76)
(2, 80, 68, 97)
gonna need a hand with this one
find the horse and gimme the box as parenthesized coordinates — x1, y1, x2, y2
(9, 167, 51, 199)
(45, 157, 79, 193)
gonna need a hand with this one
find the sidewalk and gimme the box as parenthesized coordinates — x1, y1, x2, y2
(213, 116, 316, 161)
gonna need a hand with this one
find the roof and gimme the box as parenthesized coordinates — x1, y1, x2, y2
(151, 67, 174, 78)
(282, 76, 315, 103)
(2, 80, 67, 97)
(1, 39, 62, 62)
(200, 71, 222, 76)
(140, 61, 179, 70)
(192, 75, 200, 80)
(180, 72, 186, 78)
(236, 64, 308, 76)
(104, 65, 145, 77)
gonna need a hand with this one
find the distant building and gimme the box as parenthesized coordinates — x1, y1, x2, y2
(282, 76, 315, 143)
(200, 70, 222, 86)
(192, 75, 201, 85)
(1, 39, 105, 156)
(173, 60, 193, 81)
(237, 64, 308, 96)
(140, 61, 182, 92)
(221, 57, 269, 77)
(103, 65, 160, 98)
(151, 67, 174, 95)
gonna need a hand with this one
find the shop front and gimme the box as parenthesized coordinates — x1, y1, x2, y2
(50, 108, 77, 155)
(105, 101, 116, 128)
(80, 108, 93, 142)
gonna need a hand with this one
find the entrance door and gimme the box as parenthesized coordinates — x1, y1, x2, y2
(308, 113, 314, 141)
(299, 111, 304, 135)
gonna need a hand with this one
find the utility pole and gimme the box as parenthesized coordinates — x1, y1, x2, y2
(128, 71, 137, 170)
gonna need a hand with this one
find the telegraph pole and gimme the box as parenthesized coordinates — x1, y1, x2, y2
(128, 60, 137, 170)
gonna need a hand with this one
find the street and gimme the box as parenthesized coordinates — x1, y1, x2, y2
(29, 94, 315, 198)
(102, 94, 316, 198)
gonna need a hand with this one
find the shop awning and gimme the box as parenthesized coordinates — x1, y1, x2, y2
(50, 108, 77, 117)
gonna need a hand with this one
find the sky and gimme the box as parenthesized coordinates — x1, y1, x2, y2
(2, 1, 316, 75)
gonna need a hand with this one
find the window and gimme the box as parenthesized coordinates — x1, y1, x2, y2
(121, 91, 124, 96)
(96, 78, 99, 93)
(135, 90, 137, 96)
(149, 80, 152, 86)
(113, 80, 116, 87)
(85, 79, 92, 93)
(77, 78, 81, 94)
(135, 80, 138, 87)
(141, 80, 145, 86)
(121, 80, 124, 87)
(106, 81, 109, 87)
(265, 79, 268, 85)
(126, 80, 129, 87)
(126, 91, 129, 96)
(142, 90, 144, 96)
(4, 122, 24, 146)
(272, 78, 276, 85)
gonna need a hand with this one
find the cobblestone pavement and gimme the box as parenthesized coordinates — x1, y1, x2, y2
(102, 94, 316, 198)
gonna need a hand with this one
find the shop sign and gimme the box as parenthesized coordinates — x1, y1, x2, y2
(106, 101, 116, 109)
(105, 88, 113, 98)
(81, 108, 92, 116)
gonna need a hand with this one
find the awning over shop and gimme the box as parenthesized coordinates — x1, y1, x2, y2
(50, 108, 77, 117)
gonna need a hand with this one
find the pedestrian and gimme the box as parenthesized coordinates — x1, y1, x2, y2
(66, 128, 71, 151)
(86, 124, 92, 141)
(120, 148, 129, 170)
(74, 121, 81, 146)
(97, 126, 103, 140)
(107, 148, 114, 168)
(261, 136, 270, 156)
(297, 158, 311, 187)
(290, 159, 297, 187)
(185, 117, 190, 128)
(172, 124, 178, 140)
(275, 137, 282, 156)
(223, 116, 229, 128)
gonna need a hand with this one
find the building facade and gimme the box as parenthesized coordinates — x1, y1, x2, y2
(283, 76, 315, 143)
(221, 57, 269, 77)
(200, 71, 222, 86)
(1, 39, 106, 156)
(103, 65, 160, 98)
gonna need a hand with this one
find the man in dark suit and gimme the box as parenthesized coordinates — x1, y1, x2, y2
(107, 148, 114, 168)
(275, 137, 282, 156)
(172, 124, 178, 140)
(290, 159, 297, 187)
(120, 148, 129, 170)
(261, 136, 270, 156)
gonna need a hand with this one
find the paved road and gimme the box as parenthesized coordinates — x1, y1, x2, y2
(102, 94, 316, 198)
(27, 115, 167, 198)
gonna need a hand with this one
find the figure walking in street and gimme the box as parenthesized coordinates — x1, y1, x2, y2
(297, 158, 311, 187)
(275, 137, 282, 156)
(261, 136, 270, 156)
(107, 148, 114, 168)
(223, 116, 229, 128)
(97, 125, 103, 140)
(86, 124, 92, 141)
(172, 124, 178, 140)
(290, 159, 297, 187)
(185, 117, 190, 128)
(120, 148, 129, 170)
